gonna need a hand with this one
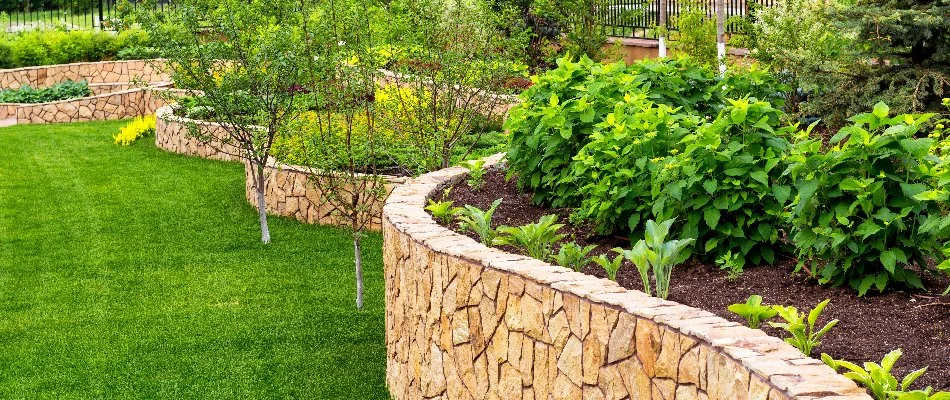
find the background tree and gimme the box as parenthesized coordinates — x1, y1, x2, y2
(140, 0, 307, 244)
(823, 0, 950, 118)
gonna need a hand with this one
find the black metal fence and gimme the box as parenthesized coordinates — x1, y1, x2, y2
(601, 0, 774, 39)
(1, 0, 167, 31)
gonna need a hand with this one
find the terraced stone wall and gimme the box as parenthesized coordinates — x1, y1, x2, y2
(382, 156, 873, 400)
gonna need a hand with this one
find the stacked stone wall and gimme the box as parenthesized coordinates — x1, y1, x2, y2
(382, 155, 873, 400)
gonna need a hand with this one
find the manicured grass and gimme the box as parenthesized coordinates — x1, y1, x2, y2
(0, 120, 389, 399)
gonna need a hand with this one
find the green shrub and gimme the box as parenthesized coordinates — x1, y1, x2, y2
(727, 295, 778, 329)
(0, 28, 152, 69)
(822, 349, 948, 400)
(494, 214, 566, 261)
(769, 299, 839, 356)
(654, 99, 794, 264)
(0, 80, 91, 103)
(785, 102, 950, 295)
(504, 55, 784, 211)
(615, 218, 694, 299)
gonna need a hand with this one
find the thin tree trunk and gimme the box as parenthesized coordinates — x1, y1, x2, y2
(354, 235, 364, 309)
(255, 163, 271, 244)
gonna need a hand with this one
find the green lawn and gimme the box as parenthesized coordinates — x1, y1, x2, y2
(0, 120, 389, 399)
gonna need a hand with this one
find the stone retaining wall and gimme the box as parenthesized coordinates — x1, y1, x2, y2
(155, 105, 241, 162)
(244, 162, 407, 231)
(382, 155, 872, 400)
(11, 83, 175, 124)
(0, 59, 169, 88)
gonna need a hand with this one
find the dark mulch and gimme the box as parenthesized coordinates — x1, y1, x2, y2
(438, 169, 950, 391)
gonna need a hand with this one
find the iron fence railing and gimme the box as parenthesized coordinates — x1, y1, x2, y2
(1, 0, 169, 32)
(601, 0, 774, 39)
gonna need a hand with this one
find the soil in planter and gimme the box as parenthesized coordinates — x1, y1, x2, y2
(438, 169, 950, 391)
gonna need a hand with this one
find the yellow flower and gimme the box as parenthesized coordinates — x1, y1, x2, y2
(114, 115, 156, 146)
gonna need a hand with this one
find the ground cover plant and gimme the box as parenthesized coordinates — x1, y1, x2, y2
(0, 120, 388, 398)
(0, 79, 90, 103)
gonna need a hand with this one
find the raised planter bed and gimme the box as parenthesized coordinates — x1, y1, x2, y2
(0, 60, 173, 124)
(155, 104, 407, 232)
(382, 155, 872, 400)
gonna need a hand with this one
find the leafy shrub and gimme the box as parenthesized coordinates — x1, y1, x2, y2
(114, 115, 157, 146)
(504, 56, 729, 208)
(654, 99, 794, 264)
(462, 159, 488, 189)
(727, 295, 778, 329)
(494, 214, 566, 261)
(457, 199, 502, 246)
(555, 242, 596, 272)
(616, 219, 694, 299)
(0, 80, 91, 103)
(769, 299, 839, 356)
(0, 28, 152, 69)
(822, 349, 949, 400)
(785, 102, 950, 295)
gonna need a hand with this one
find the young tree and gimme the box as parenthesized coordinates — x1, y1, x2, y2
(296, 0, 386, 310)
(140, 0, 307, 243)
(380, 0, 517, 174)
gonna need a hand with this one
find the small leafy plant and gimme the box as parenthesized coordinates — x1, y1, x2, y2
(821, 349, 949, 400)
(769, 299, 839, 356)
(727, 295, 778, 329)
(494, 215, 567, 261)
(462, 159, 488, 189)
(456, 199, 502, 246)
(425, 199, 462, 225)
(0, 80, 92, 103)
(555, 242, 597, 272)
(593, 252, 624, 281)
(716, 251, 746, 281)
(617, 219, 695, 299)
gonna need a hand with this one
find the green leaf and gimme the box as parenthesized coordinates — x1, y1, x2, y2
(772, 185, 792, 204)
(703, 179, 718, 194)
(880, 250, 898, 274)
(899, 138, 933, 158)
(704, 208, 721, 230)
(872, 102, 890, 119)
(750, 170, 769, 186)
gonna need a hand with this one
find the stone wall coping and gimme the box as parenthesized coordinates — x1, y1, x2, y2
(382, 153, 872, 400)
(0, 58, 167, 74)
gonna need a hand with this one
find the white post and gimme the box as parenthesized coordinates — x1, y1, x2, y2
(715, 0, 727, 75)
(658, 0, 668, 57)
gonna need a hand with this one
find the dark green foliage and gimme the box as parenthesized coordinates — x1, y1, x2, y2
(0, 80, 90, 103)
(820, 0, 950, 121)
(785, 102, 950, 295)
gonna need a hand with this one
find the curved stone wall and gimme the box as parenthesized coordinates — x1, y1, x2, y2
(382, 155, 872, 400)
(243, 162, 407, 231)
(155, 105, 241, 162)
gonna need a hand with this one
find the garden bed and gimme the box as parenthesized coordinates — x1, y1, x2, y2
(385, 156, 871, 400)
(435, 167, 950, 391)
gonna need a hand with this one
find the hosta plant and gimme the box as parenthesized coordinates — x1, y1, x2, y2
(425, 200, 462, 225)
(821, 349, 949, 400)
(555, 242, 597, 272)
(617, 219, 694, 299)
(457, 199, 502, 246)
(593, 252, 624, 281)
(462, 159, 488, 189)
(494, 215, 567, 261)
(785, 102, 950, 295)
(727, 295, 778, 329)
(769, 299, 839, 356)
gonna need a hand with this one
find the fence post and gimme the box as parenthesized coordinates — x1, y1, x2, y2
(658, 0, 668, 57)
(98, 0, 105, 29)
(715, 0, 726, 74)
